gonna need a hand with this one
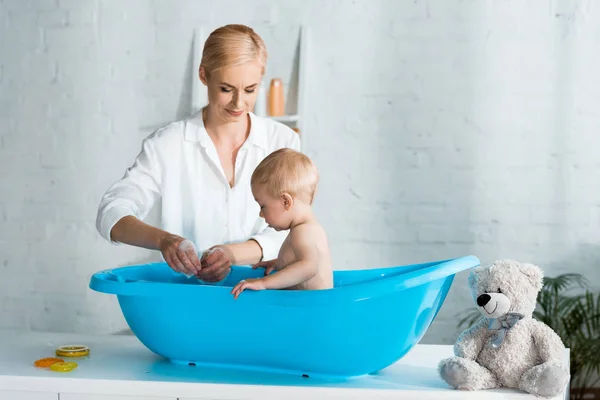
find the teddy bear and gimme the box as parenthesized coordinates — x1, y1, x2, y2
(438, 259, 570, 398)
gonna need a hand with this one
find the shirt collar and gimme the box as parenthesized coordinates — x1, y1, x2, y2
(183, 108, 267, 150)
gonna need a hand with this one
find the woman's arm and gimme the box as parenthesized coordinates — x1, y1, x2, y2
(198, 239, 263, 282)
(110, 216, 200, 275)
(224, 239, 263, 265)
(96, 133, 163, 244)
(96, 129, 201, 276)
(110, 215, 168, 250)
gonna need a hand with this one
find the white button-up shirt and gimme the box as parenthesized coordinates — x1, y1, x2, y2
(96, 110, 301, 261)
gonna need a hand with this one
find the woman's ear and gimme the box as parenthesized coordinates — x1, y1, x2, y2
(199, 66, 208, 85)
(281, 192, 294, 210)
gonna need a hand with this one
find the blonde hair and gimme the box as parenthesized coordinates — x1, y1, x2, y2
(251, 148, 319, 204)
(200, 24, 268, 79)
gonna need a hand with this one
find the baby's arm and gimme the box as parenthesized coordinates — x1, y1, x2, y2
(261, 228, 319, 289)
(252, 259, 280, 275)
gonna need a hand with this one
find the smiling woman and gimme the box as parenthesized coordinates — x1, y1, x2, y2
(96, 24, 300, 283)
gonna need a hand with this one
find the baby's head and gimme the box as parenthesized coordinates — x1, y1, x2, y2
(251, 148, 319, 230)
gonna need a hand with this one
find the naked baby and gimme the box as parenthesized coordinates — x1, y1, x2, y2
(231, 148, 333, 299)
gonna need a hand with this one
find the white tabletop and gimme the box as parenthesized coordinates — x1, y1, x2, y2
(0, 330, 568, 399)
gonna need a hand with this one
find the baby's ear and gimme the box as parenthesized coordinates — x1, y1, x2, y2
(280, 192, 293, 210)
(519, 262, 544, 292)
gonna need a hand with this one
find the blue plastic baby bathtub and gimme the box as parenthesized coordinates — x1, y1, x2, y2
(89, 255, 479, 379)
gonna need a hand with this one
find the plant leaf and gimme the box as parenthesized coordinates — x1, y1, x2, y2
(542, 273, 589, 294)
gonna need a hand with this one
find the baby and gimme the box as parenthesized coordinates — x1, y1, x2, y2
(231, 148, 333, 299)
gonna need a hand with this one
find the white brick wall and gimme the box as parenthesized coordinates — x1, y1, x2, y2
(1, 0, 599, 346)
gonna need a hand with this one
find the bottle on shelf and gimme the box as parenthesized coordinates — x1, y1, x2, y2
(268, 78, 285, 117)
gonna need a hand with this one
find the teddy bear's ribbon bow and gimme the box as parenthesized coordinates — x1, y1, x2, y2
(488, 312, 524, 348)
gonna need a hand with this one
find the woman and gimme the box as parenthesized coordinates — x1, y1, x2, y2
(96, 24, 300, 282)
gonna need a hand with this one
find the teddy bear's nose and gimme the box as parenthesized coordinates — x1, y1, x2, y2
(477, 294, 491, 307)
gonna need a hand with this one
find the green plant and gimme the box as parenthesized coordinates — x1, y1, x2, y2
(457, 273, 600, 400)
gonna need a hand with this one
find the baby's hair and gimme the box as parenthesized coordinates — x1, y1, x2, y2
(251, 148, 319, 204)
(200, 24, 268, 79)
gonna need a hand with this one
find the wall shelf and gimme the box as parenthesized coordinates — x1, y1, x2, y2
(269, 114, 301, 122)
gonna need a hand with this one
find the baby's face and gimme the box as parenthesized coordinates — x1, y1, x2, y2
(252, 186, 290, 231)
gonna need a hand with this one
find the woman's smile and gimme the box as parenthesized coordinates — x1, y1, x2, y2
(226, 109, 244, 117)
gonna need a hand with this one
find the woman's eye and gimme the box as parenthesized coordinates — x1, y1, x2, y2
(245, 89, 255, 93)
(220, 87, 232, 93)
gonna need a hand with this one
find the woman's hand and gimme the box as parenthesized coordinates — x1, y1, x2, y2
(252, 259, 278, 276)
(197, 245, 233, 282)
(231, 278, 267, 299)
(158, 235, 201, 276)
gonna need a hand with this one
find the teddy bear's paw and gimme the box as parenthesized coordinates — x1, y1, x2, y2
(439, 358, 470, 388)
(438, 357, 498, 390)
(520, 361, 570, 398)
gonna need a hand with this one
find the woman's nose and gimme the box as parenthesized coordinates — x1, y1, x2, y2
(233, 93, 244, 108)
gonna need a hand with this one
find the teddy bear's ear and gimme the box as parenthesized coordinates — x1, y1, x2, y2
(520, 262, 544, 291)
(468, 266, 484, 288)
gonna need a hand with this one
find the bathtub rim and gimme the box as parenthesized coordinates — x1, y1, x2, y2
(89, 255, 479, 306)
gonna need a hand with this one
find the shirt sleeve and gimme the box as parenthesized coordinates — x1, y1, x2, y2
(290, 130, 301, 151)
(249, 229, 284, 261)
(96, 134, 163, 244)
(249, 129, 302, 260)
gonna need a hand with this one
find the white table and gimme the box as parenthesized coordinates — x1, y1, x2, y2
(0, 330, 568, 400)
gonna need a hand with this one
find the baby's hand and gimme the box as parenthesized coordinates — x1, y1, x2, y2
(231, 278, 267, 299)
(252, 259, 278, 276)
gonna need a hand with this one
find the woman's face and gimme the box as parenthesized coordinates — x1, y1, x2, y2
(201, 60, 263, 123)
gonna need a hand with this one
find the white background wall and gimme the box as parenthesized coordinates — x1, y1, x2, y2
(1, 0, 599, 345)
